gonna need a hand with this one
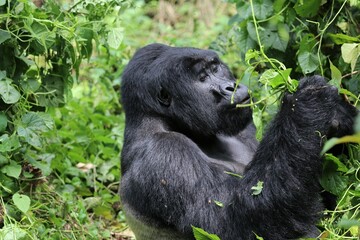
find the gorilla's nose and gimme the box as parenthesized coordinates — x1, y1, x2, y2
(220, 82, 237, 94)
(220, 83, 250, 103)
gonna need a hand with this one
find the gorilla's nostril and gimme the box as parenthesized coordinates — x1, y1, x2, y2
(225, 86, 235, 92)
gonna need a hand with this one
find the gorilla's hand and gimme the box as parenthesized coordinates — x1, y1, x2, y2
(283, 76, 357, 138)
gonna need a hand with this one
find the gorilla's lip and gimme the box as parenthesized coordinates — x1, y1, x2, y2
(239, 94, 251, 104)
(225, 95, 251, 110)
(234, 94, 251, 106)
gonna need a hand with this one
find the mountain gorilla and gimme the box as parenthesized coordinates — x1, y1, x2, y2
(120, 43, 357, 240)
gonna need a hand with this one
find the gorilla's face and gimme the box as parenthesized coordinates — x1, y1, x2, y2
(157, 47, 252, 136)
(121, 44, 253, 137)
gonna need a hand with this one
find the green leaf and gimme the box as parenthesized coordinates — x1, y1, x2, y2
(192, 226, 221, 240)
(328, 33, 359, 45)
(12, 193, 31, 213)
(0, 224, 27, 240)
(324, 154, 348, 173)
(107, 27, 124, 49)
(297, 51, 319, 74)
(224, 171, 243, 178)
(254, 232, 264, 240)
(320, 170, 348, 196)
(214, 200, 224, 207)
(0, 154, 8, 166)
(252, 106, 263, 141)
(355, 115, 360, 133)
(337, 219, 360, 228)
(2, 160, 21, 179)
(321, 134, 360, 154)
(245, 49, 260, 64)
(259, 69, 279, 86)
(17, 112, 54, 148)
(272, 23, 289, 52)
(0, 79, 21, 104)
(294, 0, 322, 18)
(0, 29, 11, 44)
(0, 71, 5, 80)
(0, 112, 7, 133)
(329, 60, 342, 89)
(251, 181, 264, 195)
(273, 0, 287, 12)
(341, 43, 360, 72)
(253, 0, 273, 20)
(237, 26, 257, 54)
(0, 134, 21, 152)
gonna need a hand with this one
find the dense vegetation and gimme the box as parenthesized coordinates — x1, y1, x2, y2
(0, 0, 359, 239)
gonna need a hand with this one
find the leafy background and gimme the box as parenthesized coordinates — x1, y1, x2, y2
(0, 0, 359, 239)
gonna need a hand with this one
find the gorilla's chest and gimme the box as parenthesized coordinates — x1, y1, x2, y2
(198, 135, 257, 174)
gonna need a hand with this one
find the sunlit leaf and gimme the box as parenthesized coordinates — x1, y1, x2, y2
(214, 200, 224, 207)
(251, 181, 264, 195)
(0, 224, 27, 240)
(12, 193, 31, 213)
(329, 60, 342, 89)
(192, 226, 221, 240)
(328, 33, 359, 45)
(341, 43, 360, 72)
(322, 134, 360, 154)
(107, 27, 124, 49)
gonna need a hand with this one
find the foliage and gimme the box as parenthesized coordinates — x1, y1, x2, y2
(0, 0, 130, 238)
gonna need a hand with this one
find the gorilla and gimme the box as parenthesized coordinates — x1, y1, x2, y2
(119, 43, 357, 240)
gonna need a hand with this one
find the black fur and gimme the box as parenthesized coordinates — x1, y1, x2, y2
(120, 44, 357, 240)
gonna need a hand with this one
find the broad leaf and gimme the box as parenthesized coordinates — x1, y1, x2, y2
(294, 0, 322, 17)
(322, 134, 360, 154)
(341, 43, 360, 72)
(0, 29, 11, 44)
(107, 27, 124, 49)
(0, 134, 21, 153)
(297, 51, 319, 74)
(17, 112, 54, 148)
(2, 161, 21, 179)
(0, 79, 21, 104)
(320, 170, 348, 196)
(329, 60, 342, 89)
(12, 193, 31, 213)
(272, 23, 289, 52)
(253, 0, 273, 20)
(238, 26, 256, 54)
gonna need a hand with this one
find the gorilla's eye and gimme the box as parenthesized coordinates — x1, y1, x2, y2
(211, 64, 218, 73)
(199, 73, 208, 82)
(157, 88, 171, 107)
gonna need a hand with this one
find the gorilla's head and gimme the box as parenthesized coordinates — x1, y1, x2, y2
(121, 43, 252, 136)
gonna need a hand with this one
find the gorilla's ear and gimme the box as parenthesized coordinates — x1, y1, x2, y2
(157, 87, 171, 107)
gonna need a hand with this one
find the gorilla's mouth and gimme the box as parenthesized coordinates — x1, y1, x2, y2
(239, 94, 251, 104)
